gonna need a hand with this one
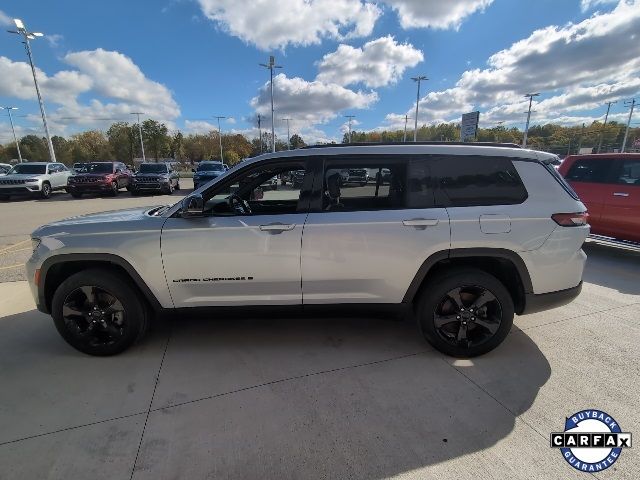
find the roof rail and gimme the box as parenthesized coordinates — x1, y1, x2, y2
(302, 141, 522, 149)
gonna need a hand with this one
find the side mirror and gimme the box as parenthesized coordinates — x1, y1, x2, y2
(181, 194, 204, 217)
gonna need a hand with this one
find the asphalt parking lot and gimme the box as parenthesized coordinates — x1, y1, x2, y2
(0, 182, 639, 479)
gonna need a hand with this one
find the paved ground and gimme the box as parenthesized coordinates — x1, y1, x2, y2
(0, 190, 639, 479)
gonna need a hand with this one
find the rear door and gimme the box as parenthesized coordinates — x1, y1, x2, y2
(599, 158, 640, 242)
(562, 158, 615, 232)
(301, 156, 450, 304)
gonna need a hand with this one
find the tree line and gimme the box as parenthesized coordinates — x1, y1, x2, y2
(1, 118, 638, 166)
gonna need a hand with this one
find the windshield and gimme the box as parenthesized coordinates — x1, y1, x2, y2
(86, 163, 114, 174)
(139, 164, 168, 173)
(8, 164, 47, 175)
(197, 163, 224, 172)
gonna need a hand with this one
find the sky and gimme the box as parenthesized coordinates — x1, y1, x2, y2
(0, 0, 639, 145)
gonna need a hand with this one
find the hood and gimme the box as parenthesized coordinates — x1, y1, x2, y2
(194, 171, 222, 177)
(32, 206, 161, 237)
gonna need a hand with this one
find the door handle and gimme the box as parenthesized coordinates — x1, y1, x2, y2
(259, 223, 296, 233)
(402, 218, 439, 227)
(613, 192, 629, 197)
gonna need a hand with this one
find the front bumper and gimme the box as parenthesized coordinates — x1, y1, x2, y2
(520, 281, 582, 315)
(131, 181, 168, 191)
(67, 183, 112, 193)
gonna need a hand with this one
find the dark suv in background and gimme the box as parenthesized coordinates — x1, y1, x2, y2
(131, 163, 180, 195)
(193, 161, 227, 190)
(67, 162, 132, 197)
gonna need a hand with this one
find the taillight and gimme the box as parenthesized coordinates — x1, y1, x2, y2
(552, 212, 589, 227)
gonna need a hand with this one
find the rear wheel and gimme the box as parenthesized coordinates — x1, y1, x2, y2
(416, 269, 514, 357)
(40, 182, 52, 199)
(51, 269, 149, 356)
(175, 180, 180, 191)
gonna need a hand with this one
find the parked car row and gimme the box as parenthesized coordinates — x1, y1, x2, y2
(0, 161, 183, 201)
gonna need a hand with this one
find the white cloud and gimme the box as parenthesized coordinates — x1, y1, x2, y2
(184, 120, 218, 134)
(0, 9, 12, 26)
(316, 36, 423, 88)
(382, 0, 493, 29)
(384, 0, 640, 128)
(0, 49, 180, 138)
(45, 34, 64, 48)
(196, 0, 380, 50)
(580, 0, 618, 12)
(251, 73, 378, 128)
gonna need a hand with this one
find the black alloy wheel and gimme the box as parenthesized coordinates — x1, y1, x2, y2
(40, 182, 52, 199)
(417, 269, 514, 357)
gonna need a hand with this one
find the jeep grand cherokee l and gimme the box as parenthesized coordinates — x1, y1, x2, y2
(67, 161, 132, 197)
(0, 162, 71, 200)
(27, 143, 588, 357)
(130, 162, 180, 195)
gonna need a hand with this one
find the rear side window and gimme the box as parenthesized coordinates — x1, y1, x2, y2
(433, 156, 528, 207)
(565, 159, 610, 183)
(615, 160, 640, 185)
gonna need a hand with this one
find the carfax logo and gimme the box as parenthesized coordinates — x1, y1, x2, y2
(550, 409, 632, 472)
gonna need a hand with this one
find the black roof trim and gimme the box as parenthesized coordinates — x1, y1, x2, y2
(302, 141, 522, 149)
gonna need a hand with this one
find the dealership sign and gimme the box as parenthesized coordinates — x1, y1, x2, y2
(460, 111, 480, 141)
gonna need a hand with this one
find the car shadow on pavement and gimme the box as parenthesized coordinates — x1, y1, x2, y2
(0, 309, 551, 479)
(583, 243, 640, 295)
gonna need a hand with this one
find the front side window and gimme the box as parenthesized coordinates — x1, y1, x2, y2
(565, 159, 611, 183)
(433, 156, 528, 207)
(615, 160, 640, 185)
(203, 163, 307, 216)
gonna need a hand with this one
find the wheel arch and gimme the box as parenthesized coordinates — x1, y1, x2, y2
(403, 248, 532, 315)
(39, 253, 163, 314)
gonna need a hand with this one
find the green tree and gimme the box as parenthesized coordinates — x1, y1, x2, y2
(142, 119, 169, 161)
(289, 134, 306, 149)
(107, 122, 137, 162)
(70, 131, 112, 161)
(19, 135, 48, 161)
(52, 136, 72, 165)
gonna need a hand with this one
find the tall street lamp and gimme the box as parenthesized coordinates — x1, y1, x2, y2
(411, 76, 428, 142)
(344, 115, 355, 143)
(259, 56, 282, 153)
(597, 101, 616, 153)
(1, 107, 23, 162)
(621, 99, 636, 153)
(7, 19, 56, 162)
(522, 92, 540, 148)
(214, 116, 226, 161)
(131, 112, 146, 162)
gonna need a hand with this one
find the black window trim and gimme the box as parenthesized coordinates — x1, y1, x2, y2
(565, 157, 618, 184)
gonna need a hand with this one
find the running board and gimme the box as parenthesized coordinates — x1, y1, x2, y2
(586, 235, 640, 252)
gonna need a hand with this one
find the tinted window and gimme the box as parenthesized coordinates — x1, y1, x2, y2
(87, 163, 114, 173)
(139, 164, 168, 173)
(434, 156, 528, 207)
(197, 163, 225, 172)
(615, 160, 640, 185)
(322, 162, 407, 212)
(565, 159, 610, 183)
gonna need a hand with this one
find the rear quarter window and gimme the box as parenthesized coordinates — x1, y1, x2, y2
(433, 156, 528, 207)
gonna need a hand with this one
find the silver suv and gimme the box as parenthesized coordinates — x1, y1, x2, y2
(26, 143, 588, 357)
(0, 162, 71, 200)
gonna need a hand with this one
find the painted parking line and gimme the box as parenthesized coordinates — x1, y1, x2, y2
(0, 247, 31, 256)
(0, 239, 30, 255)
(0, 263, 24, 270)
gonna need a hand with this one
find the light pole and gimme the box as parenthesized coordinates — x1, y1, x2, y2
(621, 99, 636, 153)
(131, 112, 146, 162)
(344, 115, 355, 143)
(403, 114, 410, 142)
(494, 121, 504, 142)
(522, 92, 540, 148)
(1, 107, 23, 162)
(411, 76, 428, 142)
(213, 116, 226, 161)
(257, 114, 263, 154)
(7, 19, 56, 162)
(281, 118, 292, 149)
(259, 56, 282, 153)
(597, 101, 617, 153)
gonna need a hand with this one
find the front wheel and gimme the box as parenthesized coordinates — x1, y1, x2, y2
(51, 269, 149, 356)
(175, 181, 180, 191)
(109, 181, 119, 196)
(416, 269, 514, 357)
(40, 182, 52, 199)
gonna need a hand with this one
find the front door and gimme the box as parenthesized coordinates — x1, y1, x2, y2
(301, 156, 450, 304)
(161, 160, 311, 307)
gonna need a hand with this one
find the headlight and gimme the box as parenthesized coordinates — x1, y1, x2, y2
(31, 238, 41, 252)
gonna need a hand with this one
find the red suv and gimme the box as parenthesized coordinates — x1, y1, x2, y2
(67, 162, 133, 198)
(559, 153, 640, 243)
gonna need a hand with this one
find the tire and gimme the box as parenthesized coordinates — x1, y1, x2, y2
(272, 184, 278, 191)
(175, 181, 180, 191)
(416, 268, 514, 357)
(164, 182, 174, 195)
(51, 268, 150, 356)
(40, 182, 52, 199)
(109, 181, 119, 196)
(70, 192, 82, 198)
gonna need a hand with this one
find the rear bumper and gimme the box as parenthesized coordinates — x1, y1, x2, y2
(520, 281, 582, 315)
